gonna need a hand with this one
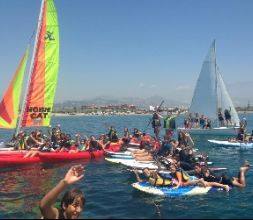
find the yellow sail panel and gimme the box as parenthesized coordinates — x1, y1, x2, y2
(0, 48, 29, 128)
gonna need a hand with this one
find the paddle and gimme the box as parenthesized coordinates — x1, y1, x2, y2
(143, 100, 164, 133)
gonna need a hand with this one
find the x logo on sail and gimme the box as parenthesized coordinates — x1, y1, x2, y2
(45, 31, 55, 41)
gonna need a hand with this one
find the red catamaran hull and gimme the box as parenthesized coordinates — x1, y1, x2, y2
(0, 145, 121, 168)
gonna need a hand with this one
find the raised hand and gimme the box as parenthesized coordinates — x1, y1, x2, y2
(64, 164, 85, 185)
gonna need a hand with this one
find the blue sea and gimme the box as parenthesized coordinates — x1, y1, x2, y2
(0, 113, 252, 219)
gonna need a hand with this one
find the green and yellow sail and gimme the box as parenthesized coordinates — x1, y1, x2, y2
(21, 0, 59, 127)
(0, 48, 29, 128)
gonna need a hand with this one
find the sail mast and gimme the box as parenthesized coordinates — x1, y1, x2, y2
(15, 0, 45, 136)
(214, 39, 219, 126)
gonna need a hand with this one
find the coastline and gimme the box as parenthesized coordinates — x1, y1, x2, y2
(52, 112, 153, 117)
(237, 111, 253, 114)
(52, 111, 253, 117)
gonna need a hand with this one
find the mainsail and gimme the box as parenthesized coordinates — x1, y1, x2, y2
(189, 40, 239, 126)
(0, 48, 29, 128)
(18, 0, 59, 129)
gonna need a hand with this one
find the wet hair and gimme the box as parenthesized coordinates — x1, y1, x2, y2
(193, 163, 201, 168)
(61, 188, 85, 209)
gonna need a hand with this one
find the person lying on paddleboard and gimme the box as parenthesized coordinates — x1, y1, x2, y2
(133, 163, 205, 188)
(39, 164, 85, 219)
(193, 161, 251, 189)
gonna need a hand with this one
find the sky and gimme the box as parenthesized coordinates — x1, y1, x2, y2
(0, 0, 252, 106)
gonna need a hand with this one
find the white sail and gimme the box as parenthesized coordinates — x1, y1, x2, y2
(189, 40, 217, 121)
(189, 40, 239, 127)
(216, 69, 240, 126)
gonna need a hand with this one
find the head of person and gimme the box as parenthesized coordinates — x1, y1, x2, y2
(61, 188, 85, 219)
(153, 112, 158, 119)
(201, 167, 210, 177)
(169, 164, 177, 173)
(143, 168, 151, 177)
(169, 139, 179, 148)
(80, 139, 87, 145)
(193, 163, 202, 174)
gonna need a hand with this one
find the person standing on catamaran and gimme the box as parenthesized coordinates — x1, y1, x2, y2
(224, 108, 232, 126)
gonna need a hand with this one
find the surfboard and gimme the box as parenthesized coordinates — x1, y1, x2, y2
(132, 181, 225, 197)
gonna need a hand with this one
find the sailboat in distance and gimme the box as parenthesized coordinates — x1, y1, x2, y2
(0, 0, 59, 136)
(177, 40, 240, 136)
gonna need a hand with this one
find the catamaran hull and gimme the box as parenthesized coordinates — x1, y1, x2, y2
(0, 145, 121, 168)
(208, 140, 253, 148)
(177, 127, 239, 136)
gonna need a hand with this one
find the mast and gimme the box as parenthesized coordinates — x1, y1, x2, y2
(15, 0, 45, 136)
(213, 39, 219, 126)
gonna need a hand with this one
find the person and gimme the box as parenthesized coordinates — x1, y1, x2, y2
(107, 126, 119, 142)
(194, 160, 250, 189)
(39, 164, 85, 219)
(133, 168, 173, 186)
(152, 112, 162, 140)
(177, 130, 194, 148)
(199, 115, 205, 128)
(133, 164, 204, 189)
(14, 131, 28, 150)
(164, 114, 176, 131)
(203, 118, 211, 129)
(237, 118, 247, 142)
(192, 163, 230, 192)
(240, 117, 247, 133)
(224, 108, 232, 126)
(193, 113, 200, 128)
(133, 128, 142, 139)
(218, 111, 225, 127)
(169, 164, 204, 189)
(121, 127, 130, 144)
(87, 135, 103, 151)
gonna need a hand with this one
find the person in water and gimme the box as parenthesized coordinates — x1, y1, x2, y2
(39, 164, 85, 219)
(193, 160, 250, 189)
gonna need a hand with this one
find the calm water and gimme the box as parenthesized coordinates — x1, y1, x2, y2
(0, 113, 253, 219)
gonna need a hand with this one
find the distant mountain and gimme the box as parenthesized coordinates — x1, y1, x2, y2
(54, 96, 188, 109)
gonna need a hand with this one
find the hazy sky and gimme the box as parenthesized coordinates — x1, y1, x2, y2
(0, 0, 252, 106)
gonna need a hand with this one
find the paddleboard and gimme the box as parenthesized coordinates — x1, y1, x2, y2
(132, 181, 226, 197)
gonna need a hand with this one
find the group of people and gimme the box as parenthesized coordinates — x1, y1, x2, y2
(182, 108, 235, 130)
(183, 113, 212, 129)
(41, 159, 250, 219)
(133, 160, 250, 193)
(6, 109, 251, 219)
(10, 126, 104, 153)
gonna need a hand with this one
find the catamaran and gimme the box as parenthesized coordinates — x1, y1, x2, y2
(0, 0, 59, 134)
(0, 0, 120, 166)
(177, 41, 240, 136)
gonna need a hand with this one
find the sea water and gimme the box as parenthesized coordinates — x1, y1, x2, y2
(0, 113, 252, 219)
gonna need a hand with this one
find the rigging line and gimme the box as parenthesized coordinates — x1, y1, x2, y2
(28, 30, 36, 44)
